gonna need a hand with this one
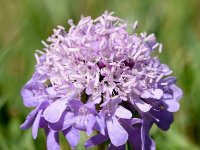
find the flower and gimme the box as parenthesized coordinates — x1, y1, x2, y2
(21, 11, 183, 150)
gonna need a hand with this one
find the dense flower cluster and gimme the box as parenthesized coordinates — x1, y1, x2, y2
(21, 12, 183, 150)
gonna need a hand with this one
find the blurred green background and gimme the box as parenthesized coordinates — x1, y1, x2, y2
(0, 0, 200, 149)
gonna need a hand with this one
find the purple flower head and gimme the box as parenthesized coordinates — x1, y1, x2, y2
(21, 11, 183, 150)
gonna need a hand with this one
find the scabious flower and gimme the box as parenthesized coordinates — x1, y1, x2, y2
(21, 11, 183, 150)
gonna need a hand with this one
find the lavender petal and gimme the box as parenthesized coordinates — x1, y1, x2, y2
(107, 116, 128, 146)
(43, 100, 67, 123)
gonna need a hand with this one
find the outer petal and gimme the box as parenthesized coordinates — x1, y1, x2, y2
(46, 130, 60, 150)
(73, 116, 85, 130)
(69, 100, 83, 112)
(43, 100, 67, 123)
(152, 89, 163, 99)
(62, 112, 75, 130)
(48, 112, 75, 131)
(20, 109, 38, 129)
(63, 127, 80, 149)
(21, 73, 48, 107)
(85, 102, 97, 114)
(120, 119, 142, 150)
(115, 106, 132, 119)
(140, 90, 151, 99)
(141, 116, 155, 150)
(160, 76, 176, 85)
(32, 110, 42, 139)
(48, 112, 66, 131)
(39, 116, 48, 128)
(108, 144, 126, 150)
(164, 100, 180, 112)
(135, 98, 152, 112)
(141, 89, 163, 99)
(21, 86, 40, 107)
(86, 114, 96, 135)
(21, 101, 49, 129)
(94, 112, 105, 135)
(171, 84, 183, 101)
(85, 134, 109, 148)
(149, 108, 173, 131)
(46, 87, 57, 96)
(106, 116, 128, 146)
